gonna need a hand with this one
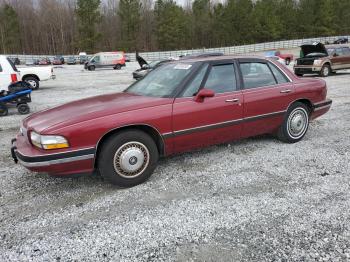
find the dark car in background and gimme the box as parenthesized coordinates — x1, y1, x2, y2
(10, 57, 21, 65)
(133, 52, 224, 80)
(133, 56, 172, 80)
(67, 57, 76, 65)
(294, 42, 350, 77)
(333, 37, 348, 44)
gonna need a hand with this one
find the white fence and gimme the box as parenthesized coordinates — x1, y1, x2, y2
(5, 35, 350, 64)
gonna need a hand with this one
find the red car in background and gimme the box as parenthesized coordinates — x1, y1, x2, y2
(38, 58, 51, 65)
(265, 50, 294, 65)
(11, 56, 332, 187)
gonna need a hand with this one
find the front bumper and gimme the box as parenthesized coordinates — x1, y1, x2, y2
(11, 135, 95, 175)
(294, 65, 322, 74)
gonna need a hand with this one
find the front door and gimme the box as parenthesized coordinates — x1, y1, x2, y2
(238, 59, 296, 138)
(171, 62, 244, 153)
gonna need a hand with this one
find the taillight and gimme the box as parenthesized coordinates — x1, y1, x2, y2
(11, 74, 18, 83)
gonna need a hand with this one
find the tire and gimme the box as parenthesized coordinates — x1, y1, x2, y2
(17, 103, 30, 115)
(97, 130, 159, 187)
(320, 64, 331, 77)
(88, 65, 95, 71)
(24, 76, 39, 90)
(285, 58, 291, 65)
(114, 64, 122, 70)
(277, 102, 310, 143)
(0, 104, 8, 117)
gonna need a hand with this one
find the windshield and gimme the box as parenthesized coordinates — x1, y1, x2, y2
(125, 62, 196, 97)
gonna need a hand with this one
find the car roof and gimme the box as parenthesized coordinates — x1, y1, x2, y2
(171, 54, 268, 63)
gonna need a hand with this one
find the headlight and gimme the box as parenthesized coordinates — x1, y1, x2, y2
(30, 131, 69, 150)
(313, 60, 322, 66)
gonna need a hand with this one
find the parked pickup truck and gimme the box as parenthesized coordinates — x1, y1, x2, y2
(265, 50, 294, 65)
(0, 55, 20, 91)
(294, 42, 350, 77)
(18, 66, 56, 90)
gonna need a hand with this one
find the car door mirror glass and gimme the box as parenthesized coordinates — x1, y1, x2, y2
(194, 88, 215, 102)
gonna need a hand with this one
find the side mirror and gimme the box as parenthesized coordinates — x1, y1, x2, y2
(194, 88, 215, 102)
(142, 64, 149, 69)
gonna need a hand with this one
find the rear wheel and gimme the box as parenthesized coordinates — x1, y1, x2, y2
(17, 103, 30, 115)
(98, 130, 159, 187)
(277, 102, 309, 143)
(114, 64, 122, 70)
(0, 104, 8, 117)
(320, 64, 331, 77)
(24, 76, 39, 90)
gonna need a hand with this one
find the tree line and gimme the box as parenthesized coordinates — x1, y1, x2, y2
(0, 0, 349, 55)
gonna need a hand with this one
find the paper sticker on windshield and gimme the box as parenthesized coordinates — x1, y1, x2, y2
(174, 64, 192, 70)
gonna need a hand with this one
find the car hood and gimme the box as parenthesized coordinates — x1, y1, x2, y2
(300, 42, 328, 57)
(23, 92, 171, 133)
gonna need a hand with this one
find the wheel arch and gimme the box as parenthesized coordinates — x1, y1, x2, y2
(94, 124, 165, 168)
(22, 74, 40, 81)
(288, 98, 313, 113)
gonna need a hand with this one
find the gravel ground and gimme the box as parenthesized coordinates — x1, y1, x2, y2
(0, 63, 349, 261)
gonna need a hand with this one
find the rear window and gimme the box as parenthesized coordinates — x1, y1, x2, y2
(240, 62, 276, 89)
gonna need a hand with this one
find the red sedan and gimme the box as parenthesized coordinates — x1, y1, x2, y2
(11, 56, 332, 187)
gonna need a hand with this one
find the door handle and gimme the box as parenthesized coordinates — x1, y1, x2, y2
(225, 98, 239, 103)
(280, 89, 292, 94)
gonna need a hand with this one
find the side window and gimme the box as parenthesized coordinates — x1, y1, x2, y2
(0, 64, 2, 72)
(204, 64, 237, 93)
(95, 56, 100, 62)
(182, 64, 208, 97)
(268, 62, 289, 84)
(342, 47, 350, 55)
(335, 48, 344, 56)
(240, 62, 277, 89)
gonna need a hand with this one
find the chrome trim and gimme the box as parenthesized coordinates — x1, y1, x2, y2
(163, 110, 286, 138)
(314, 104, 331, 111)
(17, 153, 95, 167)
(16, 147, 96, 158)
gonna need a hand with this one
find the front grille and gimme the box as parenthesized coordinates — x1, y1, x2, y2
(297, 58, 315, 66)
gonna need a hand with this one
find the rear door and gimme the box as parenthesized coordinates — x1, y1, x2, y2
(331, 48, 345, 70)
(171, 61, 243, 153)
(238, 59, 295, 138)
(341, 47, 350, 69)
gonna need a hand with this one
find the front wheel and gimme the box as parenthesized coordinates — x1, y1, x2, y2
(88, 65, 95, 71)
(114, 64, 122, 70)
(17, 103, 30, 115)
(320, 64, 331, 77)
(98, 130, 159, 187)
(24, 76, 39, 90)
(277, 102, 309, 143)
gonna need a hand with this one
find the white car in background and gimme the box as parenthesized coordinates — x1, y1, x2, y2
(0, 55, 20, 91)
(18, 66, 56, 90)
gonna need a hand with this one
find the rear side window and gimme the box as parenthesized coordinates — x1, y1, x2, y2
(204, 64, 237, 93)
(6, 58, 18, 72)
(342, 47, 350, 55)
(335, 48, 344, 56)
(268, 62, 289, 84)
(182, 64, 208, 97)
(240, 62, 276, 89)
